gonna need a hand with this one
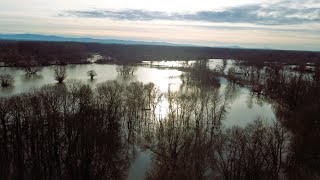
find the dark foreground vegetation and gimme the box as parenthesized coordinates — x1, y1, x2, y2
(0, 41, 320, 66)
(0, 79, 287, 180)
(0, 58, 319, 179)
(217, 61, 320, 179)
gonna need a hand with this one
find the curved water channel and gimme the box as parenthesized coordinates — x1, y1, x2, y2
(0, 60, 276, 179)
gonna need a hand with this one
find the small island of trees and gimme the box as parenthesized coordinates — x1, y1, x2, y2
(87, 70, 97, 80)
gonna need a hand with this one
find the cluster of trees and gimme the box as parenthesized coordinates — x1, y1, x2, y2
(221, 62, 320, 178)
(180, 60, 220, 87)
(0, 79, 184, 179)
(0, 80, 154, 179)
(138, 77, 294, 179)
(262, 65, 320, 178)
(116, 64, 137, 76)
(21, 60, 42, 75)
(146, 118, 289, 180)
(158, 59, 320, 179)
(1, 75, 311, 179)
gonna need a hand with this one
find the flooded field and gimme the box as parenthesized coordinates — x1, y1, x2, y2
(0, 59, 317, 179)
(0, 60, 275, 127)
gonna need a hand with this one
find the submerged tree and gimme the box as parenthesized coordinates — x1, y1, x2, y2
(0, 74, 14, 87)
(87, 70, 97, 80)
(21, 60, 42, 75)
(116, 64, 137, 76)
(53, 66, 67, 83)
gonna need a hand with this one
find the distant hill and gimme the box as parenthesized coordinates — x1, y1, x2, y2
(216, 45, 243, 49)
(0, 33, 194, 47)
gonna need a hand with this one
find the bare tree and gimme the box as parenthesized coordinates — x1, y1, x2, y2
(116, 64, 137, 76)
(21, 60, 42, 75)
(87, 70, 97, 80)
(0, 74, 14, 87)
(53, 66, 67, 83)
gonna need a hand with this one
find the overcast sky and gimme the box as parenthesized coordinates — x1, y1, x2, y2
(0, 0, 319, 51)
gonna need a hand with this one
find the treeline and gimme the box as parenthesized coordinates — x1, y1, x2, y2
(0, 41, 89, 65)
(1, 41, 320, 66)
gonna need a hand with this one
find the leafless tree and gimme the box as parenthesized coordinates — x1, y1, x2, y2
(21, 60, 42, 75)
(0, 74, 14, 87)
(116, 64, 137, 76)
(53, 66, 67, 83)
(213, 119, 289, 180)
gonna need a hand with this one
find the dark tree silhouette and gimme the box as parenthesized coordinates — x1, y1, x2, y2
(53, 66, 67, 83)
(116, 64, 137, 76)
(0, 74, 14, 87)
(21, 59, 42, 75)
(87, 70, 97, 80)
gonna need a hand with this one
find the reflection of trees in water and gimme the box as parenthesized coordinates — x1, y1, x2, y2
(223, 62, 320, 179)
(23, 73, 43, 81)
(224, 81, 241, 103)
(246, 91, 265, 109)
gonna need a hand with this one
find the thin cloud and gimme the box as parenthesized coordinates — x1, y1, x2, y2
(60, 1, 320, 25)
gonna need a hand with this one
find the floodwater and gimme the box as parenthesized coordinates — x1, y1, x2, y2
(0, 64, 182, 96)
(0, 60, 276, 179)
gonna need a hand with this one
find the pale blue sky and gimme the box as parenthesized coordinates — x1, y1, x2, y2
(0, 0, 319, 50)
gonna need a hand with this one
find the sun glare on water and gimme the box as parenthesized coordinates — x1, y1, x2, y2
(154, 94, 170, 120)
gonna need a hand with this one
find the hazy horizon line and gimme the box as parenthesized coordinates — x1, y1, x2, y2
(1, 33, 319, 52)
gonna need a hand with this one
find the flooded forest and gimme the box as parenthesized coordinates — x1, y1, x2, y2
(0, 42, 320, 180)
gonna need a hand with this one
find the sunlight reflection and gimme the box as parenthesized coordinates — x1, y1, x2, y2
(142, 60, 196, 68)
(154, 94, 170, 120)
(136, 67, 182, 92)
